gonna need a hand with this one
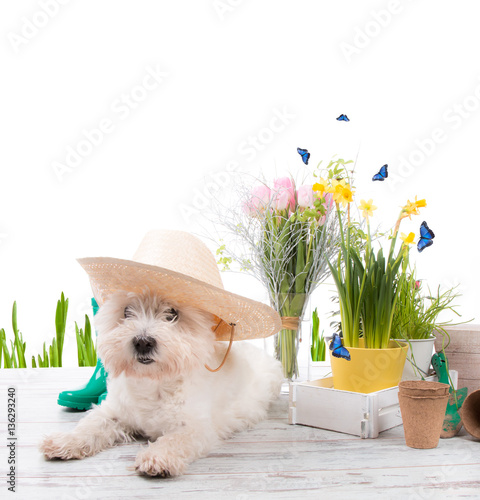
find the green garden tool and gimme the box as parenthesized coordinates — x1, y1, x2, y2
(431, 351, 468, 438)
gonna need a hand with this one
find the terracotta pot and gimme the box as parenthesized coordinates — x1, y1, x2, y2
(329, 339, 408, 393)
(398, 380, 450, 449)
(460, 389, 480, 439)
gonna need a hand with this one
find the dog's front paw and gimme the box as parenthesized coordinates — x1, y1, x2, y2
(134, 446, 187, 477)
(40, 432, 96, 460)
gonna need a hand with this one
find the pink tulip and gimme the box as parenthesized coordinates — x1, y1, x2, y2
(297, 185, 314, 208)
(317, 193, 334, 225)
(323, 192, 334, 211)
(243, 185, 271, 214)
(272, 177, 295, 211)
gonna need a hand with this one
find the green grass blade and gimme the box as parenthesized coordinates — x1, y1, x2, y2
(12, 302, 18, 335)
(75, 323, 82, 366)
(1, 338, 13, 368)
(0, 328, 4, 367)
(85, 315, 93, 364)
(79, 343, 88, 368)
(43, 342, 49, 368)
(14, 331, 26, 368)
(55, 292, 68, 367)
(11, 340, 18, 368)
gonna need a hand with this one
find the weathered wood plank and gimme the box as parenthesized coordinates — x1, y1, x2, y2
(15, 466, 480, 500)
(22, 433, 479, 478)
(12, 418, 367, 446)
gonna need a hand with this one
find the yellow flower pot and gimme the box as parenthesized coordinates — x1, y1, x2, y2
(330, 339, 408, 393)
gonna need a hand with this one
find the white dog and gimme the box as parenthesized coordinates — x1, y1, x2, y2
(40, 290, 283, 477)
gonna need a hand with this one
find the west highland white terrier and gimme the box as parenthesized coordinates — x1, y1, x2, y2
(40, 290, 283, 477)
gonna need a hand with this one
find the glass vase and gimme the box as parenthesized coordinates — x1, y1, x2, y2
(272, 293, 307, 381)
(274, 326, 301, 380)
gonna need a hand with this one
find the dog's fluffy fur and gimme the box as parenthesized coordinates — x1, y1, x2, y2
(40, 290, 283, 476)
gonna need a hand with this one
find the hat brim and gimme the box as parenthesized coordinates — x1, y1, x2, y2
(77, 257, 282, 341)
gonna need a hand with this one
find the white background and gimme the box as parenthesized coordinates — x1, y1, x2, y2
(1, 0, 479, 367)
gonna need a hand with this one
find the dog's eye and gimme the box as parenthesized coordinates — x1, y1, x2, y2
(165, 308, 178, 323)
(124, 306, 134, 319)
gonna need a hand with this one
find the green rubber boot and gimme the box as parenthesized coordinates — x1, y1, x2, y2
(57, 298, 108, 410)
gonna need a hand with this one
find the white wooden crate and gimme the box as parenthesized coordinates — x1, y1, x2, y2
(288, 372, 458, 439)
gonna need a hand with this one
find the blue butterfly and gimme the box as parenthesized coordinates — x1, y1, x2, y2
(329, 333, 351, 361)
(372, 164, 388, 181)
(297, 147, 310, 165)
(336, 114, 350, 122)
(417, 221, 435, 252)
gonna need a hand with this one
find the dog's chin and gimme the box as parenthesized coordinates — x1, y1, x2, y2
(137, 357, 155, 365)
(104, 355, 202, 381)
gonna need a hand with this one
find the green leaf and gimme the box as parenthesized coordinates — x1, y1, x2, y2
(15, 334, 26, 368)
(11, 341, 18, 368)
(1, 336, 13, 368)
(43, 342, 49, 368)
(54, 292, 68, 367)
(75, 314, 97, 367)
(85, 315, 93, 364)
(12, 302, 18, 335)
(75, 326, 83, 366)
(0, 329, 4, 367)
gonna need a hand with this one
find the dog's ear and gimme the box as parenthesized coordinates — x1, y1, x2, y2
(164, 308, 178, 323)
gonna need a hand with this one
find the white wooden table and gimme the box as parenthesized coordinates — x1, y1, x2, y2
(1, 368, 479, 499)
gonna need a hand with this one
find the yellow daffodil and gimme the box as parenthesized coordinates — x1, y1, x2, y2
(401, 196, 426, 220)
(402, 201, 417, 219)
(413, 196, 427, 209)
(400, 232, 415, 245)
(313, 178, 329, 194)
(340, 185, 354, 207)
(331, 179, 347, 202)
(359, 199, 377, 218)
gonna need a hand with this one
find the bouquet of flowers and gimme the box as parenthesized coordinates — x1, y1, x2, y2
(213, 160, 348, 379)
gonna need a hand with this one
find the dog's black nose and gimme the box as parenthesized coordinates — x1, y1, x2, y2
(133, 336, 157, 355)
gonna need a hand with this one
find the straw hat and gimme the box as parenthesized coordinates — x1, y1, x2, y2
(77, 230, 282, 341)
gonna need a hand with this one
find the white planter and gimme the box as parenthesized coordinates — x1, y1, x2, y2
(289, 371, 458, 439)
(394, 336, 436, 381)
(307, 360, 331, 381)
(289, 377, 402, 438)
